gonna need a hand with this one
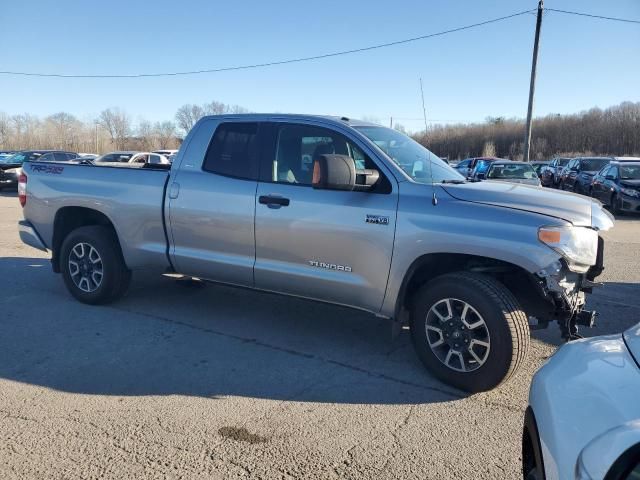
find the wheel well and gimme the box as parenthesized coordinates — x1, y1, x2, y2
(51, 207, 119, 273)
(396, 253, 549, 320)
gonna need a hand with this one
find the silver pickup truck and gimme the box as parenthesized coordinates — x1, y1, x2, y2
(18, 114, 614, 392)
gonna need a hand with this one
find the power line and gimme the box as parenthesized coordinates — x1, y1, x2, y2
(546, 8, 640, 25)
(0, 9, 535, 79)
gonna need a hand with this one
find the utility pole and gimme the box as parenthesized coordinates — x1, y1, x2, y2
(523, 0, 543, 162)
(390, 116, 393, 128)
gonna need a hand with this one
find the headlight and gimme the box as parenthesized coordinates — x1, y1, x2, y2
(538, 225, 598, 272)
(620, 187, 640, 198)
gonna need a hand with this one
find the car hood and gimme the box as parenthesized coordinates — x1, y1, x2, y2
(486, 178, 540, 186)
(623, 323, 640, 367)
(441, 181, 609, 227)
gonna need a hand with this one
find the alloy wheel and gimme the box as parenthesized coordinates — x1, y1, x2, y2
(424, 298, 491, 372)
(68, 242, 103, 293)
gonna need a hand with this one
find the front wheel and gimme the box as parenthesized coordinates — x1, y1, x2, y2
(410, 272, 530, 392)
(60, 226, 131, 305)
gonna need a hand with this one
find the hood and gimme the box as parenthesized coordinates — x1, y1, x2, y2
(441, 181, 598, 226)
(486, 178, 540, 186)
(623, 323, 640, 367)
(620, 179, 640, 188)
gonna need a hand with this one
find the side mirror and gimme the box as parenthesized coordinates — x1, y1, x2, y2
(605, 175, 615, 180)
(312, 154, 356, 191)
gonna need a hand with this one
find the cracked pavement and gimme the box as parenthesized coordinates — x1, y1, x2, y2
(1, 191, 639, 479)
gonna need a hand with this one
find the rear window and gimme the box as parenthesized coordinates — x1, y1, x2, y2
(203, 122, 258, 180)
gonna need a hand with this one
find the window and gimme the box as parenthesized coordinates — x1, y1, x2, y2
(268, 124, 391, 193)
(39, 153, 55, 162)
(203, 122, 258, 180)
(54, 152, 69, 161)
(606, 166, 618, 179)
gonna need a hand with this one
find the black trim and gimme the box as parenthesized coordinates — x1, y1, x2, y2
(201, 122, 260, 181)
(523, 407, 546, 480)
(161, 175, 175, 272)
(604, 443, 640, 480)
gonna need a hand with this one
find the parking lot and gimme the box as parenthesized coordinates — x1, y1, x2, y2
(1, 190, 638, 480)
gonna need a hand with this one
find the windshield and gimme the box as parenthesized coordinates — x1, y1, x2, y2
(620, 164, 640, 180)
(355, 126, 464, 183)
(581, 158, 609, 172)
(487, 163, 537, 180)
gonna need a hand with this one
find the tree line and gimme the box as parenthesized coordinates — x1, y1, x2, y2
(417, 101, 640, 160)
(1, 100, 638, 159)
(0, 100, 248, 154)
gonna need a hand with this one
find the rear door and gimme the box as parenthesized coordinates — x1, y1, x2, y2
(167, 119, 260, 287)
(253, 121, 398, 312)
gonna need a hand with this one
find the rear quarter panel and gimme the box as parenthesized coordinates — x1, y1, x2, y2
(23, 162, 169, 270)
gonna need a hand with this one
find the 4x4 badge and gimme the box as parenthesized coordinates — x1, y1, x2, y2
(366, 214, 389, 225)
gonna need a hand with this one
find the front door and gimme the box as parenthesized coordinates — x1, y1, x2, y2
(254, 123, 398, 311)
(254, 122, 398, 313)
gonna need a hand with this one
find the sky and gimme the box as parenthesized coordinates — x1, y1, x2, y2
(1, 0, 639, 132)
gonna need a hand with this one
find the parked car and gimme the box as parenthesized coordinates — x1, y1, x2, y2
(539, 157, 571, 188)
(17, 114, 614, 392)
(128, 152, 171, 165)
(94, 151, 139, 163)
(0, 150, 78, 190)
(470, 157, 510, 180)
(455, 156, 501, 178)
(485, 161, 541, 186)
(590, 161, 640, 215)
(152, 149, 178, 158)
(523, 322, 640, 479)
(560, 157, 612, 194)
(529, 161, 549, 177)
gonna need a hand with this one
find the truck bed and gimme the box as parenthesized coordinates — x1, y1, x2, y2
(22, 161, 172, 271)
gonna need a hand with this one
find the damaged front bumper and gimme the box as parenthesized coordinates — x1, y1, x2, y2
(533, 236, 605, 339)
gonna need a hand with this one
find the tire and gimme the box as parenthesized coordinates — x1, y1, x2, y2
(572, 182, 581, 194)
(60, 225, 131, 304)
(410, 272, 530, 392)
(611, 193, 624, 216)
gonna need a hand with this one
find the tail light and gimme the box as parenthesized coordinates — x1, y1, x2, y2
(18, 172, 27, 207)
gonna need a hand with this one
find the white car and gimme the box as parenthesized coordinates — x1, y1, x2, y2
(128, 152, 170, 165)
(523, 323, 640, 479)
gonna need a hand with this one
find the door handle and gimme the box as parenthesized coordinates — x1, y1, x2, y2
(259, 195, 290, 207)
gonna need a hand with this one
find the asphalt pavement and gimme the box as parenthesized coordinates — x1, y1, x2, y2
(1, 190, 638, 479)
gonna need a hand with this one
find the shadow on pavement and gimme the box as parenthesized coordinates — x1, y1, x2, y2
(0, 256, 465, 405)
(0, 190, 18, 198)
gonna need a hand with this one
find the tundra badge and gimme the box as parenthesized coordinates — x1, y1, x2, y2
(366, 214, 389, 225)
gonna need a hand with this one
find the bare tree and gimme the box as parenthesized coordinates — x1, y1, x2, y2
(175, 104, 204, 135)
(482, 141, 496, 157)
(98, 108, 131, 150)
(45, 112, 80, 150)
(0, 112, 10, 148)
(137, 119, 155, 150)
(154, 121, 176, 149)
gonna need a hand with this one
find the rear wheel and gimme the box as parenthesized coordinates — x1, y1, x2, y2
(410, 272, 530, 392)
(60, 226, 131, 304)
